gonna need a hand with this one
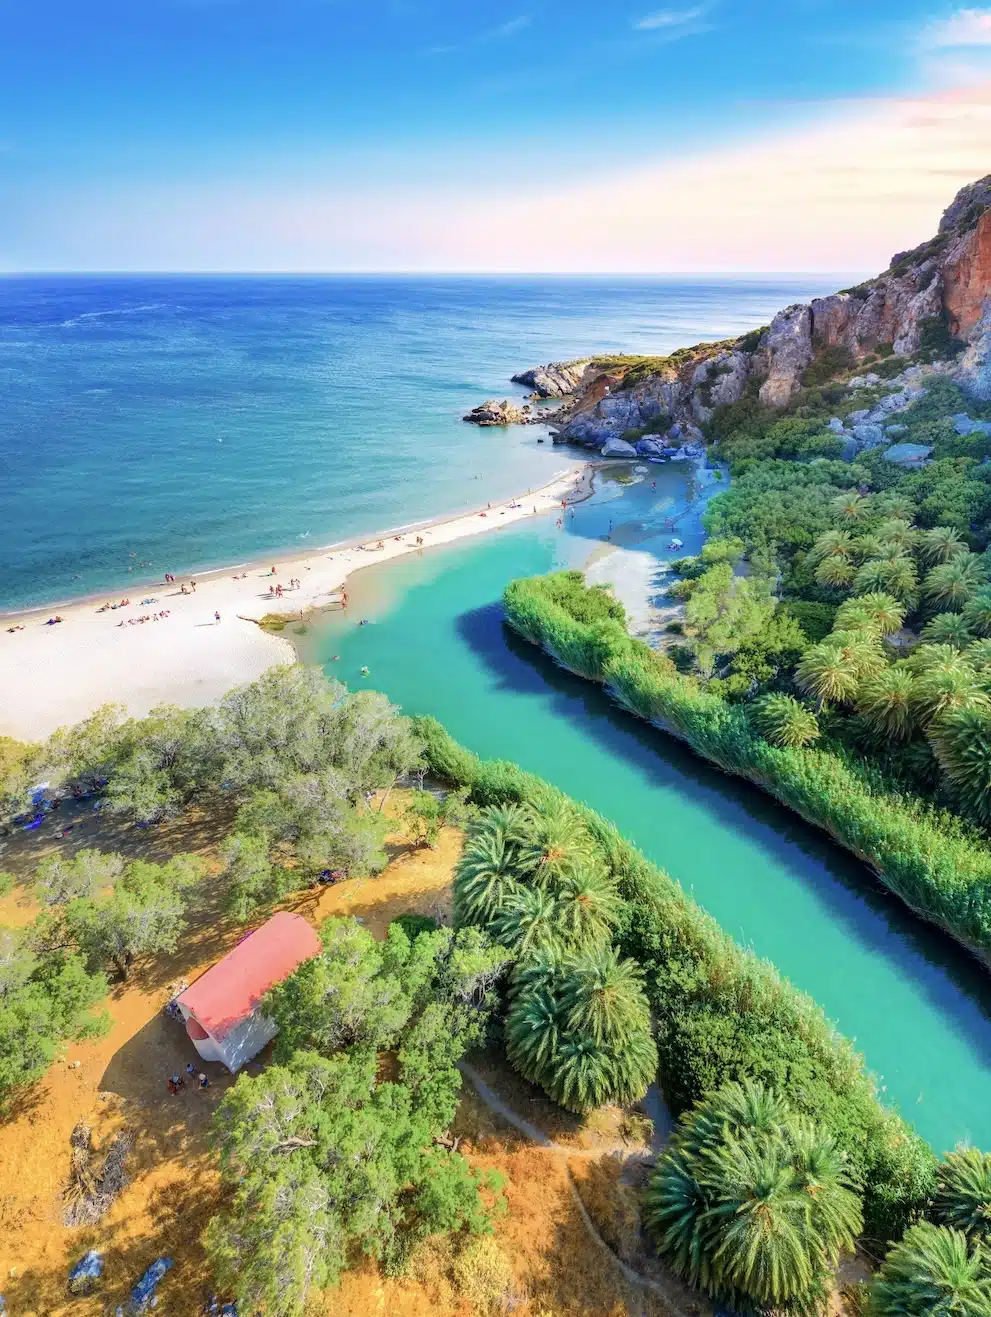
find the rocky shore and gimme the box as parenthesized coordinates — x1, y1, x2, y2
(464, 174, 991, 461)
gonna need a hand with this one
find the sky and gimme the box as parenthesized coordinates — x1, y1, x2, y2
(2, 0, 991, 271)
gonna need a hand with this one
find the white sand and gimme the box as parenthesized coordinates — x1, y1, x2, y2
(0, 467, 589, 741)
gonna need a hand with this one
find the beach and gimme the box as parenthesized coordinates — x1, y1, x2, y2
(0, 466, 590, 741)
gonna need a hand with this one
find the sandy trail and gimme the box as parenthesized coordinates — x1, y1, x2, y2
(0, 465, 589, 741)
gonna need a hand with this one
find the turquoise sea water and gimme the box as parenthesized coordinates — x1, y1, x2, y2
(301, 471, 991, 1154)
(0, 274, 840, 611)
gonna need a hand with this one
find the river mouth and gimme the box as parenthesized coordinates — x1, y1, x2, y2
(297, 463, 991, 1154)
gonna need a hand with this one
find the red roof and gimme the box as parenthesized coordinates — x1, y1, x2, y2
(178, 911, 320, 1043)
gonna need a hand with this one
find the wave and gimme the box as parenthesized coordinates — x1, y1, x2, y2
(50, 303, 169, 329)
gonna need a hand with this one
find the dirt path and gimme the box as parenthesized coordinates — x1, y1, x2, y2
(458, 1063, 708, 1317)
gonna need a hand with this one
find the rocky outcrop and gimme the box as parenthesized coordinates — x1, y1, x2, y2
(757, 306, 813, 407)
(601, 437, 638, 458)
(467, 174, 991, 449)
(463, 399, 534, 426)
(511, 360, 591, 398)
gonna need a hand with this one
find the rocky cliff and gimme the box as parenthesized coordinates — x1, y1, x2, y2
(484, 174, 991, 454)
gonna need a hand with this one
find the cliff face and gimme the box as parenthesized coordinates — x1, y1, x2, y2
(540, 174, 991, 451)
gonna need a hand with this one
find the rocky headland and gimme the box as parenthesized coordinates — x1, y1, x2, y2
(465, 175, 991, 461)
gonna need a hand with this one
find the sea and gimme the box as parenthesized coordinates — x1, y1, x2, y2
(0, 274, 844, 612)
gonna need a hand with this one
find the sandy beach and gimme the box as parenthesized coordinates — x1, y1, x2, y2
(0, 466, 590, 741)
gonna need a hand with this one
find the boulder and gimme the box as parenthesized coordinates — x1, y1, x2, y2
(462, 399, 531, 426)
(601, 437, 639, 459)
(883, 443, 932, 467)
(635, 437, 667, 457)
(828, 417, 846, 433)
(848, 373, 881, 389)
(885, 424, 909, 437)
(951, 412, 991, 435)
(852, 423, 885, 449)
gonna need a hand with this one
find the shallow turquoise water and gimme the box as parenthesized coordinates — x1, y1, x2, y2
(302, 471, 991, 1153)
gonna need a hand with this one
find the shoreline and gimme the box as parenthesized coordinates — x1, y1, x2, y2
(0, 465, 592, 742)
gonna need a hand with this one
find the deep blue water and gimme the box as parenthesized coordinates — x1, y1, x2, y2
(0, 274, 841, 610)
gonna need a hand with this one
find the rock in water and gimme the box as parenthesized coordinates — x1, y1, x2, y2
(462, 399, 532, 426)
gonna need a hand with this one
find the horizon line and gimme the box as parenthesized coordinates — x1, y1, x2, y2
(0, 268, 871, 279)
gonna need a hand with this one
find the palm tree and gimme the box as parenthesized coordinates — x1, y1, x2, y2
(935, 1146, 991, 1242)
(492, 885, 561, 957)
(809, 528, 854, 566)
(874, 493, 917, 522)
(884, 555, 921, 608)
(869, 1222, 991, 1317)
(452, 831, 523, 928)
(796, 643, 862, 709)
(554, 868, 623, 950)
(828, 630, 887, 679)
(750, 693, 820, 748)
(963, 590, 991, 638)
(967, 639, 991, 672)
(876, 516, 918, 553)
(815, 555, 856, 589)
(555, 1026, 657, 1111)
(852, 533, 884, 563)
(559, 945, 651, 1045)
(923, 555, 988, 613)
(842, 591, 905, 636)
(918, 525, 969, 567)
(830, 490, 870, 521)
(643, 1081, 863, 1312)
(913, 664, 990, 727)
(505, 985, 560, 1084)
(928, 707, 991, 825)
(853, 558, 894, 596)
(922, 613, 975, 650)
(516, 798, 596, 886)
(857, 667, 918, 741)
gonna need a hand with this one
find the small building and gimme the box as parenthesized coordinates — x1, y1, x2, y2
(175, 911, 321, 1072)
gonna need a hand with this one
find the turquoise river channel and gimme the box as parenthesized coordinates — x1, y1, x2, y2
(298, 461, 991, 1153)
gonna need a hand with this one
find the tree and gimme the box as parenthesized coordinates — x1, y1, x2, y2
(205, 1049, 497, 1317)
(44, 702, 127, 793)
(553, 868, 623, 949)
(868, 1222, 991, 1317)
(329, 689, 425, 808)
(514, 798, 597, 887)
(403, 786, 475, 850)
(876, 517, 918, 553)
(830, 491, 869, 521)
(505, 945, 657, 1114)
(492, 886, 561, 957)
(33, 849, 123, 906)
(912, 663, 989, 727)
(750, 694, 820, 748)
(923, 556, 988, 613)
(0, 735, 38, 833)
(221, 831, 294, 921)
(64, 854, 203, 979)
(453, 830, 524, 929)
(682, 563, 776, 674)
(0, 926, 109, 1104)
(934, 1147, 991, 1242)
(796, 643, 864, 709)
(815, 556, 856, 588)
(918, 525, 969, 567)
(963, 590, 991, 638)
(856, 668, 918, 741)
(104, 704, 216, 822)
(922, 613, 975, 649)
(809, 529, 855, 565)
(839, 592, 905, 636)
(643, 1081, 862, 1313)
(264, 918, 427, 1059)
(967, 639, 991, 672)
(928, 708, 991, 825)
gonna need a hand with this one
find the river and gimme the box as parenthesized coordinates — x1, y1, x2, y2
(298, 462, 991, 1153)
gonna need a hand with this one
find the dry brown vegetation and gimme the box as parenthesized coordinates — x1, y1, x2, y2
(0, 795, 685, 1317)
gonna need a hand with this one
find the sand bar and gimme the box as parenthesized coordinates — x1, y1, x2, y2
(0, 466, 590, 741)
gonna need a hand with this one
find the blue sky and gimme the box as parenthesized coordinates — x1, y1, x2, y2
(2, 0, 991, 270)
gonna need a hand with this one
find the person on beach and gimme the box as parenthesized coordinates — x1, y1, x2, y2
(215, 611, 221, 623)
(198, 1072, 210, 1090)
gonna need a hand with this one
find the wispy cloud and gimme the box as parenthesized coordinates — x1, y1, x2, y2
(919, 7, 991, 49)
(633, 6, 708, 34)
(490, 14, 532, 38)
